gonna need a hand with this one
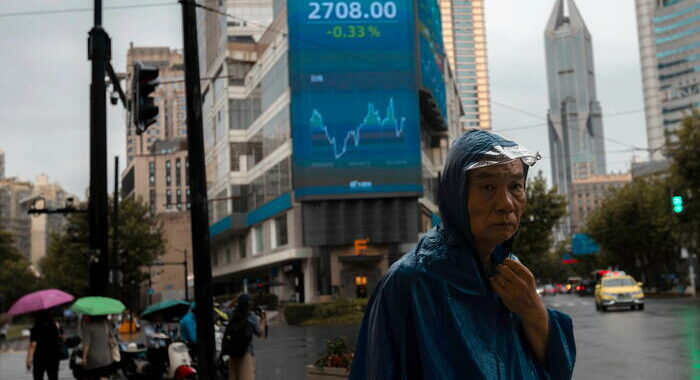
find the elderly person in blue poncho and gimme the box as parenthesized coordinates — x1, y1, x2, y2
(350, 130, 576, 379)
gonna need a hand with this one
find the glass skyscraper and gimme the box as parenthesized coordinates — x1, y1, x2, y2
(544, 0, 607, 199)
(440, 0, 492, 130)
(636, 0, 700, 161)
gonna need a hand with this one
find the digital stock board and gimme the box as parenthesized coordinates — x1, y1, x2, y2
(288, 0, 423, 200)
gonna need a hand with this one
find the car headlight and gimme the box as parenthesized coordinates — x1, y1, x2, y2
(632, 290, 644, 297)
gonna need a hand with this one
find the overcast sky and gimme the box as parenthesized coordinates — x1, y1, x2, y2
(0, 0, 647, 197)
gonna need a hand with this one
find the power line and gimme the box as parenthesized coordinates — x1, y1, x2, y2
(0, 2, 177, 18)
(492, 102, 647, 151)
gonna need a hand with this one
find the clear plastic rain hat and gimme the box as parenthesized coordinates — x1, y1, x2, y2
(464, 140, 541, 172)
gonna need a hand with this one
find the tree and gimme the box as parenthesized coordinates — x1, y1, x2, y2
(513, 171, 568, 282)
(585, 178, 679, 284)
(39, 197, 165, 307)
(665, 111, 700, 256)
(0, 230, 40, 309)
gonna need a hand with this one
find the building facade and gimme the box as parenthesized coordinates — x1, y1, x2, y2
(200, 1, 460, 303)
(125, 45, 186, 163)
(635, 0, 700, 161)
(570, 173, 632, 233)
(30, 174, 72, 270)
(0, 177, 33, 261)
(122, 140, 190, 215)
(440, 0, 492, 130)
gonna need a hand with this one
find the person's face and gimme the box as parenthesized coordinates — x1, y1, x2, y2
(467, 160, 526, 248)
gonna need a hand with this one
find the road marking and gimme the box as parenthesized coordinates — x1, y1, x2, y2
(566, 303, 575, 306)
(552, 303, 561, 307)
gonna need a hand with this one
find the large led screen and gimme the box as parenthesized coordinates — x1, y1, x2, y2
(289, 0, 422, 200)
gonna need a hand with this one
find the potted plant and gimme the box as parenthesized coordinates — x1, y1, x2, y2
(306, 336, 354, 380)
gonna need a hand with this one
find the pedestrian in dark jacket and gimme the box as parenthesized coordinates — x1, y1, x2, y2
(350, 130, 576, 379)
(26, 310, 63, 380)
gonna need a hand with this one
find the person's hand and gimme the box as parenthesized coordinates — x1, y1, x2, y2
(489, 258, 547, 322)
(26, 357, 32, 371)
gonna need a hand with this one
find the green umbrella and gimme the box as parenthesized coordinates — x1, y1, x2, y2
(70, 296, 126, 316)
(140, 299, 191, 321)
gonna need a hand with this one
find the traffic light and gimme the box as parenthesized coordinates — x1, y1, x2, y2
(672, 195, 684, 213)
(131, 62, 159, 134)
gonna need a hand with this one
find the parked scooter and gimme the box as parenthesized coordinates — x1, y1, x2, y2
(120, 333, 197, 380)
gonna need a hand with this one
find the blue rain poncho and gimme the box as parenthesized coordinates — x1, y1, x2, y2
(350, 130, 576, 379)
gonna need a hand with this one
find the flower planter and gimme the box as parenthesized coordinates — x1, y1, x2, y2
(306, 365, 350, 380)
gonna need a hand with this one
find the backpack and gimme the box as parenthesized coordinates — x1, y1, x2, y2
(221, 317, 254, 357)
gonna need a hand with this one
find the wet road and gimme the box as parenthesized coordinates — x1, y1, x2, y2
(2, 295, 698, 379)
(543, 294, 700, 380)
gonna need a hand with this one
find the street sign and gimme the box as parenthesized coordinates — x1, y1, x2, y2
(354, 238, 369, 256)
(572, 234, 600, 255)
(562, 254, 579, 264)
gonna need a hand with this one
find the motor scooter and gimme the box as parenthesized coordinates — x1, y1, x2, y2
(120, 333, 197, 380)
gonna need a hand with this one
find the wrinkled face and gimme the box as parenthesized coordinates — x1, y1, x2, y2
(467, 160, 526, 248)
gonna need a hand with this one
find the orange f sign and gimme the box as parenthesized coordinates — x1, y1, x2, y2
(354, 239, 369, 256)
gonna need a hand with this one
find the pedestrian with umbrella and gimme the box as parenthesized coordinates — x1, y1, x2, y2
(70, 296, 125, 380)
(7, 289, 75, 380)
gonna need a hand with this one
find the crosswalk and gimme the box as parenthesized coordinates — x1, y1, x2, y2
(543, 299, 594, 308)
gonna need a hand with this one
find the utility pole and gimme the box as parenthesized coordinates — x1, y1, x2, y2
(88, 0, 110, 296)
(184, 249, 189, 302)
(180, 1, 216, 378)
(112, 156, 121, 296)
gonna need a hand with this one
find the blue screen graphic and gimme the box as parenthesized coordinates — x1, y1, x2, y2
(288, 0, 423, 200)
(418, 0, 447, 121)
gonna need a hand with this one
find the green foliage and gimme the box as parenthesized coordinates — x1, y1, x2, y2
(251, 291, 279, 311)
(39, 198, 165, 305)
(512, 171, 568, 281)
(585, 178, 679, 281)
(665, 111, 700, 255)
(314, 336, 354, 369)
(284, 303, 317, 325)
(284, 298, 368, 326)
(0, 230, 40, 309)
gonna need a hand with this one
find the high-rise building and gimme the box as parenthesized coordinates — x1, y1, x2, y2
(545, 0, 607, 200)
(440, 0, 492, 130)
(570, 173, 631, 233)
(200, 0, 460, 303)
(125, 45, 186, 163)
(636, 0, 700, 161)
(29, 174, 72, 270)
(0, 177, 33, 261)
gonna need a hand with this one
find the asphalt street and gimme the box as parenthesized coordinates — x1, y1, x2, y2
(1, 295, 698, 379)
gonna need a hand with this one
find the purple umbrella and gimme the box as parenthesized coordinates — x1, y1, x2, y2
(7, 289, 75, 316)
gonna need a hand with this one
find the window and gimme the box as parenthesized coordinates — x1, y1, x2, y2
(185, 161, 190, 186)
(176, 158, 182, 185)
(149, 162, 156, 187)
(149, 189, 156, 214)
(239, 235, 247, 259)
(212, 249, 218, 266)
(253, 225, 264, 255)
(229, 98, 262, 130)
(176, 189, 182, 210)
(186, 188, 191, 209)
(230, 143, 246, 171)
(166, 160, 172, 186)
(166, 189, 172, 209)
(225, 242, 232, 263)
(274, 214, 288, 247)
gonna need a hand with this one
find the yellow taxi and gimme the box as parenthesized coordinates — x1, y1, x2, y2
(594, 271, 645, 311)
